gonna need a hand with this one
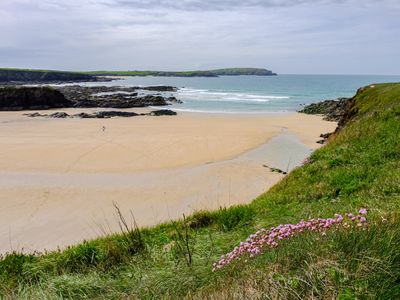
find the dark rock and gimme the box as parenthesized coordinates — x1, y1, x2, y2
(26, 109, 178, 119)
(263, 165, 287, 175)
(54, 85, 182, 109)
(25, 112, 70, 118)
(94, 111, 138, 118)
(72, 112, 96, 118)
(149, 109, 177, 116)
(141, 86, 177, 92)
(1, 85, 182, 111)
(298, 97, 350, 122)
(320, 132, 333, 139)
(317, 132, 333, 144)
(24, 112, 43, 117)
(48, 112, 70, 118)
(0, 87, 72, 111)
(299, 95, 362, 139)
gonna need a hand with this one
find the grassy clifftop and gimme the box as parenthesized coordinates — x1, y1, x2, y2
(0, 83, 399, 299)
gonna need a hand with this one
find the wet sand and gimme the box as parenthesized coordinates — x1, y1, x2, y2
(0, 109, 336, 253)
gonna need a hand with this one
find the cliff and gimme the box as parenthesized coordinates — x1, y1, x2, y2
(0, 68, 96, 83)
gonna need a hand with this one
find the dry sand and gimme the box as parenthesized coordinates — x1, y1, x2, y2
(0, 108, 336, 253)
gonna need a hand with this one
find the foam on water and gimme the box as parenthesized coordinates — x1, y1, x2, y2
(178, 88, 290, 103)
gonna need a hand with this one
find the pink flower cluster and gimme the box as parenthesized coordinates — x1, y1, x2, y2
(212, 208, 368, 272)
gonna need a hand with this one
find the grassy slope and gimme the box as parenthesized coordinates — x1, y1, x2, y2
(0, 83, 399, 299)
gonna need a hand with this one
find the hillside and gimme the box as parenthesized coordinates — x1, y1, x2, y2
(85, 67, 277, 77)
(0, 83, 399, 299)
(0, 68, 96, 83)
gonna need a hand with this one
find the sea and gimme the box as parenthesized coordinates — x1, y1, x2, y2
(78, 74, 400, 114)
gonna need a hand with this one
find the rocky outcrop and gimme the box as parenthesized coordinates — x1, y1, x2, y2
(298, 98, 350, 122)
(299, 95, 361, 144)
(0, 85, 182, 111)
(72, 111, 139, 118)
(71, 95, 172, 108)
(141, 86, 177, 92)
(0, 87, 72, 110)
(54, 85, 181, 108)
(149, 109, 177, 116)
(0, 69, 97, 84)
(25, 109, 177, 119)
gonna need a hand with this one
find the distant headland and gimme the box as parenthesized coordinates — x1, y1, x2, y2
(0, 67, 277, 83)
(85, 68, 277, 77)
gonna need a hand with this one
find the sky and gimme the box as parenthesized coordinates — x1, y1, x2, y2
(1, 0, 400, 74)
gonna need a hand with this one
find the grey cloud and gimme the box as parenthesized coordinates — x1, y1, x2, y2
(113, 0, 310, 10)
(1, 0, 399, 74)
(106, 0, 400, 11)
(110, 0, 339, 11)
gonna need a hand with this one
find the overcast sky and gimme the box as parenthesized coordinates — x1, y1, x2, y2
(1, 0, 399, 74)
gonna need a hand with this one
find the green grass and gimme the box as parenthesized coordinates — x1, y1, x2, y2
(0, 83, 399, 299)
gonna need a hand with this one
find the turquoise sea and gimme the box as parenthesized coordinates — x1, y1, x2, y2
(84, 74, 400, 113)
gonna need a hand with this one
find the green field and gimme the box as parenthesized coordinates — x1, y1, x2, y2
(0, 83, 399, 299)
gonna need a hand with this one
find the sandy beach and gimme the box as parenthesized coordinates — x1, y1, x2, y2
(0, 109, 336, 253)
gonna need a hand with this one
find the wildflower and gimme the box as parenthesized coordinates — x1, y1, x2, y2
(359, 208, 368, 215)
(212, 209, 369, 271)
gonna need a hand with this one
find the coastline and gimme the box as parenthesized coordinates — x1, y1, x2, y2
(0, 110, 336, 253)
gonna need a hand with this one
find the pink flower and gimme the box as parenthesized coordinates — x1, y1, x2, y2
(212, 209, 369, 272)
(359, 208, 368, 215)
